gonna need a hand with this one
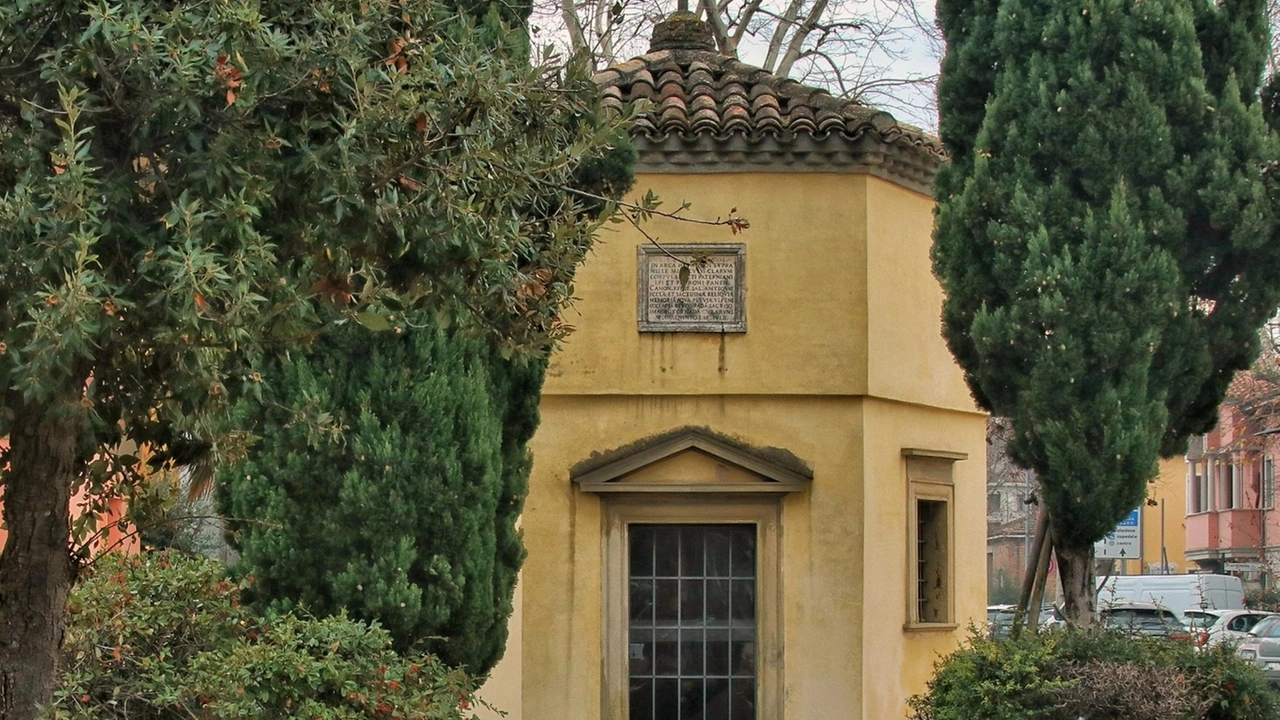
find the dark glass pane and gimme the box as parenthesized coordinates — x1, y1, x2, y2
(705, 678, 731, 718)
(706, 631, 730, 676)
(679, 679, 705, 719)
(705, 528, 732, 576)
(655, 579, 679, 623)
(681, 579, 705, 622)
(730, 679, 756, 720)
(731, 579, 755, 622)
(731, 640, 756, 677)
(730, 527, 755, 578)
(680, 633, 704, 675)
(681, 527, 705, 576)
(655, 678, 680, 719)
(630, 579, 654, 624)
(630, 525, 757, 719)
(706, 579, 730, 624)
(629, 679, 653, 720)
(629, 628, 652, 676)
(655, 633, 679, 675)
(631, 526, 655, 577)
(656, 529, 680, 576)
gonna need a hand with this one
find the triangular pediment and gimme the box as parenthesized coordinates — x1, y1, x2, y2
(571, 428, 812, 494)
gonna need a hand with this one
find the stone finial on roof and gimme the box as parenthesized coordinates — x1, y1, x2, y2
(649, 11, 716, 52)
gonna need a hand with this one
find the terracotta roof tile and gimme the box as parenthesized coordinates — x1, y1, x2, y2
(592, 46, 944, 159)
(750, 94, 780, 113)
(591, 15, 944, 187)
(689, 94, 717, 113)
(659, 82, 685, 101)
(687, 68, 715, 88)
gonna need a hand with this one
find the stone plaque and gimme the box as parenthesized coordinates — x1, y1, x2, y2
(637, 244, 745, 333)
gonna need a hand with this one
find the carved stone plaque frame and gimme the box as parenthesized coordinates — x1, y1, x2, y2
(637, 243, 746, 333)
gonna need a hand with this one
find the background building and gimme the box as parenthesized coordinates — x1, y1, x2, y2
(1185, 372, 1280, 592)
(986, 426, 1188, 605)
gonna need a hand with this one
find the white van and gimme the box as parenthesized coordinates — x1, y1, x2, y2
(1096, 574, 1245, 621)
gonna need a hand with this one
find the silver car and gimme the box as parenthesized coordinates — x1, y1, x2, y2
(1183, 609, 1277, 648)
(1098, 601, 1188, 638)
(1235, 615, 1280, 688)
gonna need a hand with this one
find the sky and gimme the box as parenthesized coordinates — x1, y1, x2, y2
(733, 0, 943, 130)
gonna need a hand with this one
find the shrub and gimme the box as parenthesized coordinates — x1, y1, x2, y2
(1244, 588, 1280, 613)
(46, 551, 479, 720)
(909, 627, 1279, 720)
(219, 319, 540, 674)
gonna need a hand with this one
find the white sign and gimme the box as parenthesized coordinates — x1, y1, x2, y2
(1225, 562, 1263, 573)
(1094, 509, 1141, 559)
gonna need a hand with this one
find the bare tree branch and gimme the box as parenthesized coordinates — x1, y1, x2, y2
(775, 0, 829, 77)
(560, 0, 588, 53)
(761, 0, 805, 70)
(1271, 0, 1280, 77)
(700, 0, 734, 53)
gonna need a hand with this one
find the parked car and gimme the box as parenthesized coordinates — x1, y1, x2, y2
(1183, 609, 1277, 648)
(987, 605, 1015, 638)
(1039, 604, 1065, 629)
(1235, 615, 1280, 688)
(987, 604, 1064, 638)
(1098, 601, 1190, 638)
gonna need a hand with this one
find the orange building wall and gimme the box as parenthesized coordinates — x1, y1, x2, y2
(0, 437, 139, 556)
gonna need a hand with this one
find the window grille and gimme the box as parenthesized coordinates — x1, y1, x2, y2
(628, 524, 756, 720)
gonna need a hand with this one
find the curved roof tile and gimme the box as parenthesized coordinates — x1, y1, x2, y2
(591, 15, 945, 188)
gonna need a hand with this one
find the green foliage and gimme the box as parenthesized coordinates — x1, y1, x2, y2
(1244, 587, 1280, 612)
(0, 0, 634, 712)
(0, 0, 627, 470)
(571, 129, 638, 215)
(48, 551, 479, 720)
(933, 0, 1280, 552)
(910, 628, 1280, 720)
(218, 319, 540, 674)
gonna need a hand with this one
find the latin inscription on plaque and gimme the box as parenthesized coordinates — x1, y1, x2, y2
(637, 244, 745, 333)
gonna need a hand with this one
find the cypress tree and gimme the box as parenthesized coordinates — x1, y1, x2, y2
(219, 322, 543, 674)
(215, 0, 634, 677)
(934, 0, 1280, 621)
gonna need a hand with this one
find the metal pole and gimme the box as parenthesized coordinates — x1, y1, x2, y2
(1262, 464, 1268, 591)
(1024, 470, 1032, 583)
(1161, 500, 1168, 574)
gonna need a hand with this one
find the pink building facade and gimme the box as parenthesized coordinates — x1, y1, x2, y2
(1185, 373, 1280, 590)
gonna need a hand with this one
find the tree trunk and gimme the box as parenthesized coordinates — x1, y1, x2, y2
(0, 402, 81, 720)
(1055, 536, 1096, 627)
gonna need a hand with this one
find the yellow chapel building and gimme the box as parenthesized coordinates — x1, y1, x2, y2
(483, 16, 987, 720)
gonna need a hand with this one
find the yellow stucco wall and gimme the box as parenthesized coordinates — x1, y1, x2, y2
(483, 170, 986, 720)
(544, 173, 870, 398)
(861, 399, 987, 718)
(1138, 458, 1189, 574)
